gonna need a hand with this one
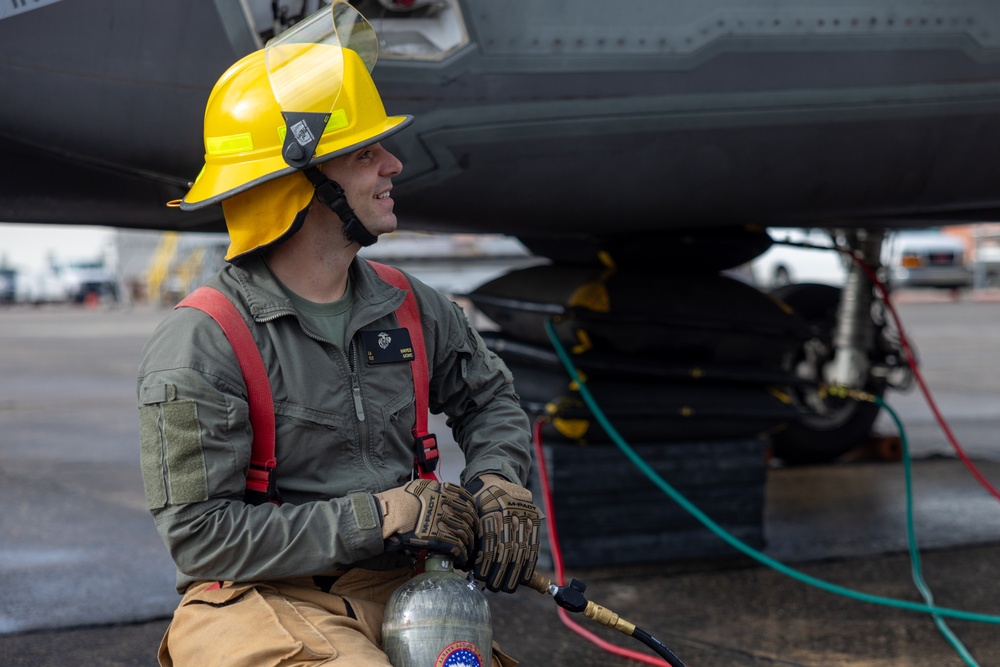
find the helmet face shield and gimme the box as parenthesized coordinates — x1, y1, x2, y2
(266, 1, 379, 168)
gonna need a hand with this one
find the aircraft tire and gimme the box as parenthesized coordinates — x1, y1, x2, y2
(768, 282, 884, 464)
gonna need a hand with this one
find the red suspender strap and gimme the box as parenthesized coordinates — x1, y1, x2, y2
(367, 261, 440, 481)
(174, 287, 280, 505)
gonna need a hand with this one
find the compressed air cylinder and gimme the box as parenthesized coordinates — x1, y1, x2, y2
(382, 556, 492, 667)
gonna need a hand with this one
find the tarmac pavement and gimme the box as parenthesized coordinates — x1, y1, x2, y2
(2, 292, 1000, 666)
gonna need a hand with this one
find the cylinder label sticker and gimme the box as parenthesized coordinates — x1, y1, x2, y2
(435, 640, 483, 667)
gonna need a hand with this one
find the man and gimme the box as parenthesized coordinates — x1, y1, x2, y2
(137, 5, 541, 665)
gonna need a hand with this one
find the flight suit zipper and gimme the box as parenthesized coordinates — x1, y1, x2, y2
(348, 341, 385, 485)
(257, 298, 392, 487)
(348, 343, 365, 423)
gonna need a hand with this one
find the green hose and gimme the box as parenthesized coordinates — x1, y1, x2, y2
(543, 318, 1000, 627)
(880, 396, 979, 666)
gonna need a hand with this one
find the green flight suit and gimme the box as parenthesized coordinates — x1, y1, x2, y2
(137, 255, 532, 592)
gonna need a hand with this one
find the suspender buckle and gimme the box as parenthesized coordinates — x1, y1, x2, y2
(245, 461, 282, 506)
(414, 433, 439, 474)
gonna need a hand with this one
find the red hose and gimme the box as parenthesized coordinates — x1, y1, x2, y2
(532, 418, 672, 666)
(530, 245, 1000, 665)
(842, 249, 1000, 504)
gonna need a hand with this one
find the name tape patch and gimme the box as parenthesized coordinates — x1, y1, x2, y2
(360, 327, 414, 365)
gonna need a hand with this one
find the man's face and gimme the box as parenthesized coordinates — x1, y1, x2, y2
(319, 142, 403, 239)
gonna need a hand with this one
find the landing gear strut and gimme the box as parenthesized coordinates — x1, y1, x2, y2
(771, 229, 902, 464)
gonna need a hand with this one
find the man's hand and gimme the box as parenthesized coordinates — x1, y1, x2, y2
(374, 479, 479, 568)
(466, 474, 544, 593)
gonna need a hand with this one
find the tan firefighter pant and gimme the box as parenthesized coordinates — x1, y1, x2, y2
(157, 566, 516, 667)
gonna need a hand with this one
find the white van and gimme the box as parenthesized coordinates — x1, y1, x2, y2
(881, 230, 973, 290)
(752, 228, 973, 291)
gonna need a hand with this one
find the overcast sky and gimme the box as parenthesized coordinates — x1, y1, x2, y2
(0, 223, 114, 273)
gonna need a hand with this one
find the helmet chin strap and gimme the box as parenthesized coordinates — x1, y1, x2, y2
(303, 167, 378, 247)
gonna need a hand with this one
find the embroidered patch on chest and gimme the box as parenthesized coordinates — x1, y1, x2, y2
(360, 327, 414, 364)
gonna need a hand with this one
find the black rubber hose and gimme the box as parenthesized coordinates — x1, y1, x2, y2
(633, 627, 687, 667)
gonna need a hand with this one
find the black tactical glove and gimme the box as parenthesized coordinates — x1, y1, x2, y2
(466, 474, 544, 593)
(374, 479, 479, 568)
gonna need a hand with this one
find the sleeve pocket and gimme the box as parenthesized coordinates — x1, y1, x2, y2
(138, 384, 209, 509)
(138, 404, 168, 510)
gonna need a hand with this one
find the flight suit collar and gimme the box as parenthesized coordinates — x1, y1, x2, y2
(228, 255, 408, 334)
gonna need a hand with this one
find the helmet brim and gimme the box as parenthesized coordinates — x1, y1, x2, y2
(180, 114, 413, 210)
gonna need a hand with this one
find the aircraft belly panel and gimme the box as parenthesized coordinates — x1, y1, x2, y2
(0, 137, 223, 232)
(5, 0, 1000, 233)
(467, 0, 1000, 58)
(386, 80, 1000, 236)
(374, 18, 1000, 235)
(0, 0, 244, 179)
